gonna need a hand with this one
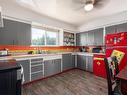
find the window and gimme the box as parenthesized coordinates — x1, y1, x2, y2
(46, 31, 57, 45)
(31, 27, 59, 46)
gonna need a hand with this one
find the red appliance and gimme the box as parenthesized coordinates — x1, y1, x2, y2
(93, 54, 106, 78)
(105, 32, 127, 71)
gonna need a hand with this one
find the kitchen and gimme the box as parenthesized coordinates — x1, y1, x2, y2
(0, 0, 127, 95)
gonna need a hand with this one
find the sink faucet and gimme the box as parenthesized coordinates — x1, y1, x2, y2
(36, 46, 42, 54)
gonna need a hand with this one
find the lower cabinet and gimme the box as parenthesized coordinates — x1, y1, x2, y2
(17, 58, 62, 83)
(62, 53, 75, 71)
(77, 55, 86, 70)
(16, 54, 93, 84)
(77, 55, 93, 72)
(72, 55, 75, 67)
(44, 59, 61, 77)
(17, 60, 30, 84)
(86, 56, 93, 72)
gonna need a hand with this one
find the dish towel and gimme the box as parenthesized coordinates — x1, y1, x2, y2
(20, 64, 25, 84)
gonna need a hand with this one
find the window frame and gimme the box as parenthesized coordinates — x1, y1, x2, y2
(31, 26, 59, 46)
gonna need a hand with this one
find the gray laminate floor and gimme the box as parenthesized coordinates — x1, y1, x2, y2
(22, 69, 108, 95)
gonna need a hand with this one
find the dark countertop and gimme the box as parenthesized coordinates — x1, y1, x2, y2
(0, 61, 21, 73)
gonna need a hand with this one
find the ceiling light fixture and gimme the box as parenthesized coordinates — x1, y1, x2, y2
(84, 1, 93, 11)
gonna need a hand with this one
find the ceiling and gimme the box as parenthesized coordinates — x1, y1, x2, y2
(10, 0, 127, 26)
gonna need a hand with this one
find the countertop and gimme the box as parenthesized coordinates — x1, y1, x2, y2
(0, 61, 21, 73)
(0, 52, 105, 61)
(73, 52, 105, 56)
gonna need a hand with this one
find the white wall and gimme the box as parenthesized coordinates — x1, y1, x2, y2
(78, 10, 127, 32)
(0, 0, 77, 32)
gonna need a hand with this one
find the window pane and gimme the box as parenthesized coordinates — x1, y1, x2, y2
(32, 28, 45, 45)
(46, 31, 57, 45)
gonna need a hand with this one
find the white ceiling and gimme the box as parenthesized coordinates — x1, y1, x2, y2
(9, 0, 127, 26)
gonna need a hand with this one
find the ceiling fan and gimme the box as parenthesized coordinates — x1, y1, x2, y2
(74, 0, 109, 12)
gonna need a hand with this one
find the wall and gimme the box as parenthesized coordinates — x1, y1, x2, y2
(0, 0, 77, 32)
(78, 10, 127, 32)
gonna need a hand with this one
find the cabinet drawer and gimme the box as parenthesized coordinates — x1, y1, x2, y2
(31, 72, 43, 81)
(31, 58, 43, 62)
(31, 65, 43, 73)
(54, 59, 61, 64)
(31, 62, 43, 66)
(31, 58, 43, 66)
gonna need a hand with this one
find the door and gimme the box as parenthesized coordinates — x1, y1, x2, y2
(86, 56, 93, 72)
(94, 28, 104, 45)
(72, 55, 75, 68)
(0, 19, 31, 45)
(44, 59, 61, 77)
(76, 33, 80, 46)
(93, 55, 106, 78)
(53, 59, 61, 74)
(62, 53, 74, 71)
(77, 55, 86, 70)
(116, 23, 127, 32)
(44, 60, 54, 77)
(0, 19, 18, 45)
(88, 31, 94, 45)
(80, 32, 88, 46)
(105, 25, 117, 35)
(16, 22, 31, 46)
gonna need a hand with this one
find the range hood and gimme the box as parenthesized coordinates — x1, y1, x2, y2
(0, 6, 4, 28)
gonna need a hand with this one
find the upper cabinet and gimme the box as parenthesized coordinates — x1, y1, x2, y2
(116, 23, 127, 32)
(105, 25, 117, 35)
(80, 32, 88, 46)
(94, 28, 104, 45)
(76, 33, 80, 46)
(0, 19, 31, 46)
(76, 22, 127, 46)
(87, 31, 94, 45)
(76, 32, 88, 46)
(76, 28, 104, 46)
(105, 23, 127, 34)
(0, 7, 3, 28)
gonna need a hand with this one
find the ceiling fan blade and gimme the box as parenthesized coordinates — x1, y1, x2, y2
(72, 0, 85, 4)
(94, 0, 110, 8)
(93, 0, 103, 4)
(94, 3, 103, 8)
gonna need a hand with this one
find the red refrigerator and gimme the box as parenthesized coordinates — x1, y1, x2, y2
(105, 32, 127, 71)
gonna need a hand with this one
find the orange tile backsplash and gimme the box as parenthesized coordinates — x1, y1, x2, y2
(0, 45, 104, 55)
(0, 45, 80, 55)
